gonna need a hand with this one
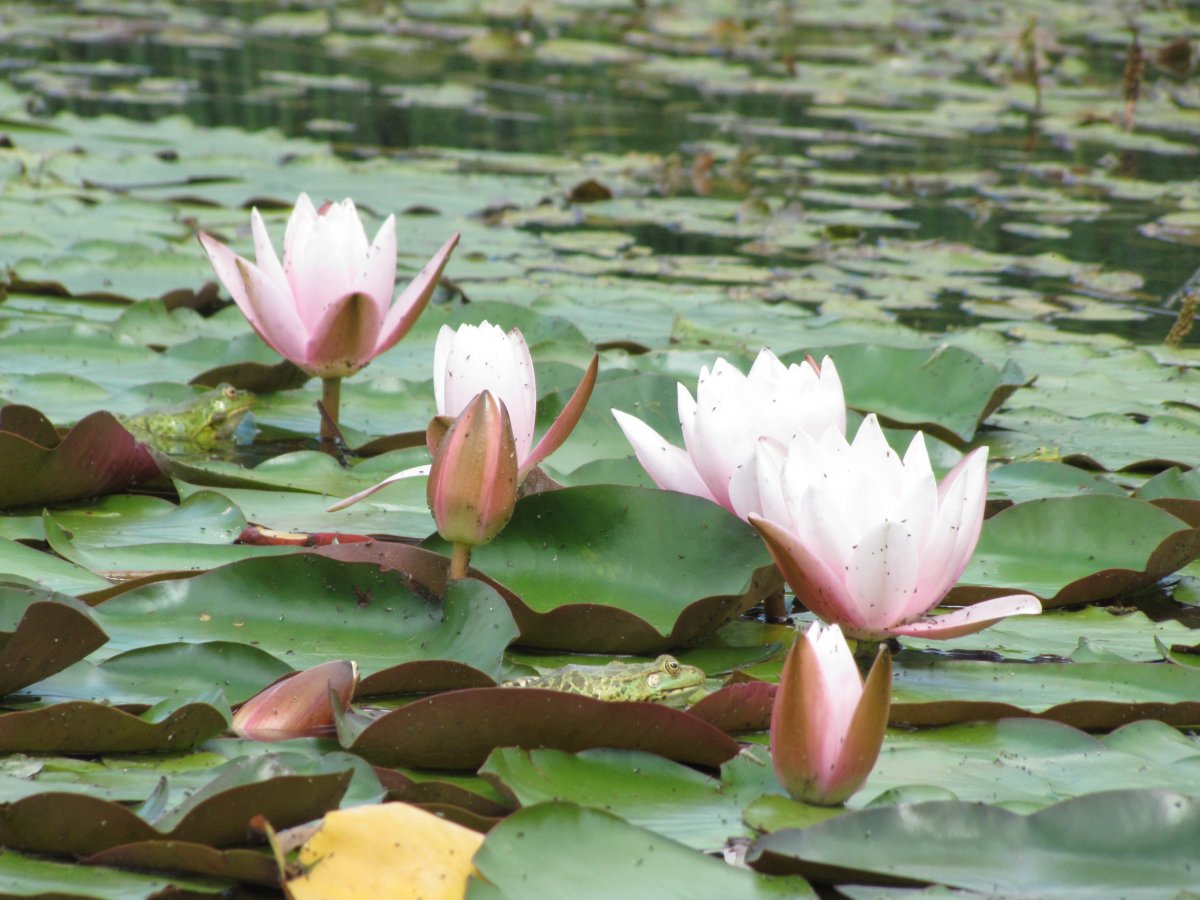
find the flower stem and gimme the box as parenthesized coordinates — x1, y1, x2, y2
(320, 376, 342, 444)
(449, 542, 471, 580)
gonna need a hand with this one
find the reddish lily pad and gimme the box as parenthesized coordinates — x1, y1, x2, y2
(337, 688, 740, 770)
(432, 485, 776, 653)
(0, 695, 228, 754)
(0, 406, 160, 509)
(85, 842, 279, 888)
(374, 767, 514, 819)
(949, 495, 1200, 609)
(0, 583, 107, 696)
(0, 753, 354, 856)
(687, 681, 777, 734)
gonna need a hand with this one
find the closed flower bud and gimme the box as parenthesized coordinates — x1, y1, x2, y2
(232, 660, 358, 742)
(427, 390, 518, 547)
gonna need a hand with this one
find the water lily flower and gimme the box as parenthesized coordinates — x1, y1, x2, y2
(612, 349, 845, 521)
(750, 414, 1041, 641)
(329, 321, 597, 510)
(427, 390, 519, 577)
(232, 660, 358, 742)
(772, 622, 890, 806)
(199, 193, 459, 440)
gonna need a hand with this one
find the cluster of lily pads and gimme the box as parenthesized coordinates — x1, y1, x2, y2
(2, 0, 1200, 896)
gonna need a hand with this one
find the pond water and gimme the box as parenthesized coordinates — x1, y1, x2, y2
(4, 0, 1198, 345)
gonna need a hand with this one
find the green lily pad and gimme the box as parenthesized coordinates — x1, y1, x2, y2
(482, 748, 775, 851)
(890, 651, 1200, 729)
(747, 790, 1200, 895)
(85, 842, 278, 890)
(788, 344, 1026, 445)
(951, 495, 1200, 608)
(447, 485, 774, 653)
(985, 461, 1126, 506)
(0, 582, 107, 696)
(468, 802, 814, 899)
(0, 848, 235, 899)
(91, 555, 517, 685)
(0, 539, 111, 595)
(337, 688, 740, 770)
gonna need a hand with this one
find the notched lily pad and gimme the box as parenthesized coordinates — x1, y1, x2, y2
(338, 688, 740, 770)
(950, 495, 1200, 608)
(0, 582, 107, 696)
(437, 485, 775, 653)
(0, 406, 160, 509)
(0, 694, 228, 754)
(687, 681, 777, 734)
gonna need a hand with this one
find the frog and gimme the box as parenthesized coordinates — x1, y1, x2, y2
(120, 384, 256, 451)
(500, 654, 706, 703)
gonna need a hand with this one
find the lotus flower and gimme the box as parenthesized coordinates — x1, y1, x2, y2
(199, 193, 458, 439)
(772, 622, 890, 806)
(329, 321, 597, 511)
(750, 414, 1041, 641)
(612, 349, 845, 520)
(428, 390, 518, 559)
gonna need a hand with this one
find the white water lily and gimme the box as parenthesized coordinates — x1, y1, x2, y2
(613, 349, 845, 520)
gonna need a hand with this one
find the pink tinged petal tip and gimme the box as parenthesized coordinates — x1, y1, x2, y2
(886, 593, 1042, 640)
(232, 660, 358, 742)
(376, 232, 460, 356)
(302, 291, 384, 378)
(326, 464, 432, 512)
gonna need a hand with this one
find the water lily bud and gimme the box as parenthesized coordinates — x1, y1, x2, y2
(770, 622, 890, 806)
(428, 390, 518, 547)
(232, 660, 358, 742)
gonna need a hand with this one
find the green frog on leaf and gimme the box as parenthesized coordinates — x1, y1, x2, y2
(501, 654, 706, 703)
(121, 384, 256, 452)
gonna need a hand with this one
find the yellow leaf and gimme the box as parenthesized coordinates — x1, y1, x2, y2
(287, 802, 484, 900)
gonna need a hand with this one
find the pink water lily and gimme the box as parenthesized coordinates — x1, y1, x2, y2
(771, 622, 890, 806)
(750, 414, 1041, 641)
(612, 349, 845, 520)
(199, 192, 458, 439)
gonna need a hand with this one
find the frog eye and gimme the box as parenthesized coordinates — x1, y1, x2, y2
(664, 658, 680, 674)
(646, 673, 661, 688)
(222, 386, 238, 400)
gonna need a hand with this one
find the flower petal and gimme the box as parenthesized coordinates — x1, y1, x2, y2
(326, 464, 431, 512)
(303, 292, 384, 378)
(375, 232, 460, 357)
(750, 515, 868, 631)
(613, 409, 715, 501)
(887, 593, 1042, 639)
(231, 256, 310, 365)
(524, 353, 597, 479)
(354, 213, 397, 315)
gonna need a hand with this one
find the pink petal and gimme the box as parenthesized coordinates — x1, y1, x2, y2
(286, 206, 362, 329)
(326, 464, 431, 512)
(283, 193, 319, 260)
(887, 593, 1042, 640)
(354, 213, 398, 315)
(750, 515, 869, 632)
(433, 324, 454, 415)
(375, 233, 460, 357)
(524, 354, 597, 479)
(499, 326, 537, 461)
(303, 291, 384, 378)
(844, 518, 923, 631)
(250, 208, 289, 295)
(198, 231, 251, 308)
(230, 256, 310, 365)
(612, 409, 715, 501)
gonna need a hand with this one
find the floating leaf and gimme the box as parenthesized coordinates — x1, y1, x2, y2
(0, 582, 107, 696)
(951, 495, 1200, 608)
(338, 688, 740, 770)
(446, 485, 774, 652)
(468, 802, 814, 898)
(747, 790, 1200, 895)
